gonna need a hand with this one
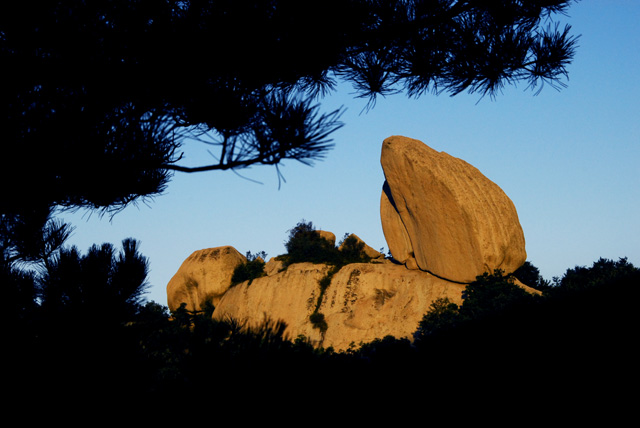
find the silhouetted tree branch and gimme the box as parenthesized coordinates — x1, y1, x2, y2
(162, 94, 344, 175)
(1, 0, 579, 218)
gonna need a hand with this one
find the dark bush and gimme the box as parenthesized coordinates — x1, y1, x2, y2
(338, 233, 372, 264)
(280, 220, 339, 267)
(231, 251, 267, 286)
(414, 297, 460, 339)
(459, 269, 540, 321)
(309, 312, 328, 333)
(513, 261, 552, 291)
(549, 257, 638, 296)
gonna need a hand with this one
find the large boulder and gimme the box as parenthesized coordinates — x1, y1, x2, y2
(213, 260, 466, 351)
(380, 135, 526, 283)
(166, 246, 246, 312)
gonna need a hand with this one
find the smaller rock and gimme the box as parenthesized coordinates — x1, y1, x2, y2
(166, 246, 246, 312)
(264, 257, 284, 276)
(317, 230, 336, 246)
(338, 233, 384, 260)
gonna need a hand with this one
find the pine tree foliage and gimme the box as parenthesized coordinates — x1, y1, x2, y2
(38, 237, 150, 321)
(1, 0, 580, 217)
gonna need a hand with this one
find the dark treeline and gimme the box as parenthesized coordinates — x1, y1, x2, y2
(4, 215, 638, 401)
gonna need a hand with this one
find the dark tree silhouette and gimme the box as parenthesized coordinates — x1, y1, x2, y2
(1, 0, 580, 220)
(1, 207, 73, 269)
(38, 237, 150, 323)
(281, 220, 339, 266)
(513, 260, 551, 290)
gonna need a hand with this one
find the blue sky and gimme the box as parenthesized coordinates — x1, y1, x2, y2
(60, 1, 640, 306)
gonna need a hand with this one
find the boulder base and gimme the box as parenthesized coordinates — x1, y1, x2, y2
(213, 260, 466, 351)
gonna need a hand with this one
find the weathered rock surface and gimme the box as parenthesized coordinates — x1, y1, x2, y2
(166, 246, 246, 312)
(213, 261, 331, 341)
(166, 136, 532, 350)
(213, 259, 466, 351)
(380, 135, 527, 283)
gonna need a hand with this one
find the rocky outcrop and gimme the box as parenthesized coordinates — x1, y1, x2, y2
(213, 259, 466, 351)
(380, 135, 527, 283)
(166, 246, 246, 312)
(166, 135, 531, 350)
(212, 262, 332, 341)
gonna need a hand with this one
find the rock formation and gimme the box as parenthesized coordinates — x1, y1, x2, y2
(212, 259, 466, 351)
(380, 135, 526, 283)
(166, 135, 530, 350)
(166, 246, 246, 312)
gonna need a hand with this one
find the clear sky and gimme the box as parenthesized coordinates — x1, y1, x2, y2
(60, 1, 640, 306)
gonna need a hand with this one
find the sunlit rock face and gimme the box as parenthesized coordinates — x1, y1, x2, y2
(380, 135, 527, 283)
(166, 135, 530, 350)
(166, 246, 246, 312)
(165, 238, 468, 351)
(213, 259, 466, 351)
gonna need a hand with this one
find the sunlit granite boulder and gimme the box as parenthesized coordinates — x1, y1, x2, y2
(166, 135, 531, 350)
(166, 246, 246, 312)
(380, 135, 526, 283)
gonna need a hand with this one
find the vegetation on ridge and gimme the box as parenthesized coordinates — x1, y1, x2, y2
(230, 251, 268, 287)
(277, 220, 373, 269)
(276, 220, 374, 335)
